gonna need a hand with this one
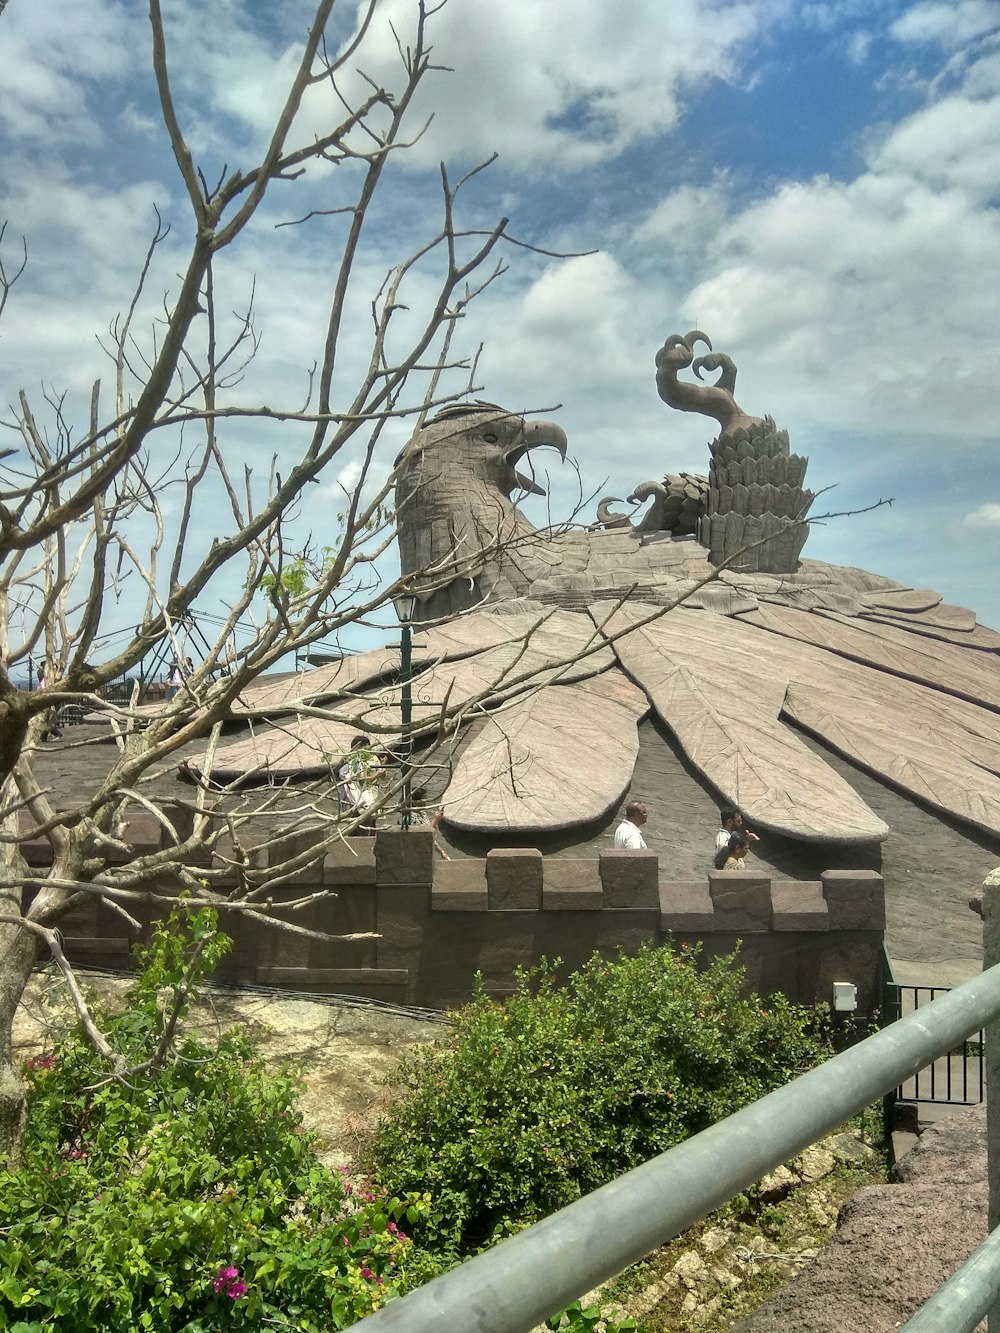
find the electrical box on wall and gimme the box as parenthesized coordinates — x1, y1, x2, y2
(832, 981, 858, 1012)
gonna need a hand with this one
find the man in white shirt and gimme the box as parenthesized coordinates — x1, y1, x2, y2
(614, 801, 648, 849)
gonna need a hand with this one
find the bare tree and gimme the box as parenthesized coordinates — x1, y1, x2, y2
(0, 0, 575, 1162)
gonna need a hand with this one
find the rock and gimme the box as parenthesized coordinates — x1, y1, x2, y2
(758, 1164, 796, 1199)
(805, 1188, 839, 1229)
(794, 1144, 836, 1182)
(711, 1263, 741, 1290)
(672, 1250, 708, 1288)
(732, 1103, 988, 1332)
(699, 1225, 733, 1255)
(691, 1294, 723, 1326)
(825, 1130, 876, 1165)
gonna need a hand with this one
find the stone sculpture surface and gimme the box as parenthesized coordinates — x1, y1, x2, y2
(192, 332, 1000, 847)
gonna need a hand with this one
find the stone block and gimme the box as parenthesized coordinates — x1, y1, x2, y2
(304, 884, 378, 969)
(375, 883, 432, 983)
(210, 829, 269, 884)
(600, 850, 659, 909)
(63, 936, 131, 957)
(474, 919, 539, 979)
(821, 870, 885, 930)
(158, 801, 195, 849)
(432, 859, 488, 911)
(376, 828, 435, 885)
(660, 881, 715, 932)
(772, 880, 829, 932)
(542, 859, 602, 910)
(266, 824, 330, 884)
(323, 837, 376, 886)
(707, 872, 772, 931)
(487, 848, 542, 910)
(121, 810, 161, 857)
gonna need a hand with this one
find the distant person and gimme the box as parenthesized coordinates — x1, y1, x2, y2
(166, 661, 183, 700)
(715, 807, 759, 855)
(402, 786, 450, 859)
(714, 826, 752, 871)
(614, 800, 648, 849)
(337, 735, 384, 834)
(35, 664, 63, 742)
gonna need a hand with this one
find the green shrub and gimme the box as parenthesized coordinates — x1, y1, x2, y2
(0, 907, 438, 1331)
(364, 944, 831, 1248)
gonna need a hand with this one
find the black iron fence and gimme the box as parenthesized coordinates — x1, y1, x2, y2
(883, 950, 985, 1107)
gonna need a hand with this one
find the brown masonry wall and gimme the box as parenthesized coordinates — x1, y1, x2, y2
(32, 824, 886, 1018)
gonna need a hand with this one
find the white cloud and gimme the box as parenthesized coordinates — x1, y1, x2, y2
(3, 0, 1000, 637)
(644, 54, 1000, 442)
(341, 0, 785, 173)
(962, 502, 1000, 528)
(891, 1, 999, 51)
(0, 0, 143, 146)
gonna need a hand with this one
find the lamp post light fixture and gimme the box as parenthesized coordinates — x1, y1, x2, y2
(392, 592, 417, 829)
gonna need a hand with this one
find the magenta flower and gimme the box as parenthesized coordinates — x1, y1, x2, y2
(213, 1264, 245, 1299)
(360, 1266, 375, 1281)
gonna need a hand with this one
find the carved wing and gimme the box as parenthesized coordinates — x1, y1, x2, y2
(442, 670, 649, 832)
(592, 601, 889, 843)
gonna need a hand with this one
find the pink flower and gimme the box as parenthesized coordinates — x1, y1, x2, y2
(360, 1266, 375, 1281)
(213, 1264, 242, 1295)
(227, 1280, 247, 1300)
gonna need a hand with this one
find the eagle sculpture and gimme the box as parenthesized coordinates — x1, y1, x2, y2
(194, 332, 1000, 854)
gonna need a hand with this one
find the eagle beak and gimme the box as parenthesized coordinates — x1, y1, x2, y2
(514, 470, 547, 496)
(503, 421, 568, 481)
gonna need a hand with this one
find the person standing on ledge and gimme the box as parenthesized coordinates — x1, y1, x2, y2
(614, 800, 648, 849)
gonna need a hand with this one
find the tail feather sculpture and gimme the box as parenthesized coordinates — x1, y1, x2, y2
(654, 331, 814, 573)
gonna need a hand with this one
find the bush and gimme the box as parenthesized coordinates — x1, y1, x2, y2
(0, 907, 438, 1331)
(364, 945, 831, 1249)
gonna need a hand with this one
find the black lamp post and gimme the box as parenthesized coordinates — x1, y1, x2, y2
(392, 592, 416, 829)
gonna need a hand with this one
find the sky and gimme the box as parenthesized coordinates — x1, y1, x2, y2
(1, 0, 998, 667)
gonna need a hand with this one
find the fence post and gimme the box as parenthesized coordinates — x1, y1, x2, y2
(983, 868, 1000, 1333)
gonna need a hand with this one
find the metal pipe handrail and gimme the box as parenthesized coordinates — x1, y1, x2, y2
(900, 1221, 1000, 1332)
(360, 963, 1000, 1332)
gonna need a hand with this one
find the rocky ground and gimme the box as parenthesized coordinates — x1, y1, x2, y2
(13, 968, 447, 1170)
(732, 1104, 988, 1333)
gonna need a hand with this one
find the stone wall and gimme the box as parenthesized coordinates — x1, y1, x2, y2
(35, 825, 886, 1017)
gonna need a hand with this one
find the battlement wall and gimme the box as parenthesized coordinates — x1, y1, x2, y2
(30, 825, 885, 1017)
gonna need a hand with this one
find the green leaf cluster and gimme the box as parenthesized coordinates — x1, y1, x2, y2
(0, 907, 437, 1330)
(365, 945, 831, 1249)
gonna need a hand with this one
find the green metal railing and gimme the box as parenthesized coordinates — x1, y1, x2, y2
(359, 965, 1000, 1333)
